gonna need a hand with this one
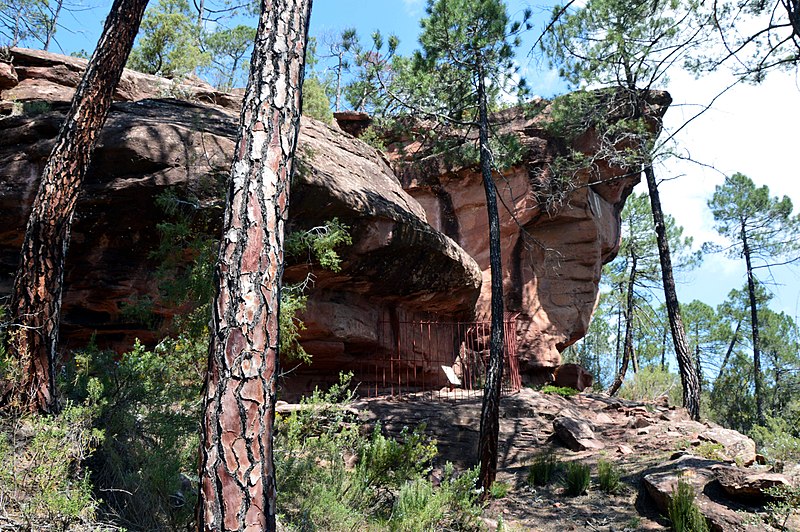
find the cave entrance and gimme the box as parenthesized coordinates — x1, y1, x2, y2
(354, 314, 522, 400)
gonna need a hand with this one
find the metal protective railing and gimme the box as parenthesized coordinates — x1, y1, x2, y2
(354, 315, 521, 400)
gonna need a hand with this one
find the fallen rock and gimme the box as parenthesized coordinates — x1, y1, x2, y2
(628, 416, 652, 429)
(618, 444, 634, 455)
(553, 363, 594, 391)
(712, 464, 791, 500)
(643, 455, 763, 532)
(553, 413, 605, 451)
(699, 427, 757, 466)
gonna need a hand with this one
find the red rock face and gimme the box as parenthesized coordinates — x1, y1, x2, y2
(0, 48, 669, 383)
(0, 48, 481, 371)
(385, 97, 670, 380)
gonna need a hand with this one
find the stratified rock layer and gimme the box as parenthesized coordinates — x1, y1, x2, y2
(0, 48, 481, 366)
(387, 96, 670, 379)
(0, 48, 668, 381)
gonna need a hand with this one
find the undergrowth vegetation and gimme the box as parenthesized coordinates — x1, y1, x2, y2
(0, 399, 106, 530)
(527, 451, 560, 487)
(668, 479, 710, 532)
(562, 461, 591, 496)
(274, 373, 483, 531)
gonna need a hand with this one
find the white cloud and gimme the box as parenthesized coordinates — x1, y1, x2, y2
(402, 0, 425, 16)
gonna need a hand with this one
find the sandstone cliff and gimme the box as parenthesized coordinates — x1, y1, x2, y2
(381, 94, 670, 379)
(0, 48, 481, 370)
(0, 48, 668, 383)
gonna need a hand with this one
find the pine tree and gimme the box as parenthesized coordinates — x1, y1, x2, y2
(196, 0, 313, 529)
(605, 194, 698, 396)
(708, 172, 800, 426)
(3, 0, 149, 414)
(386, 0, 530, 493)
(542, 0, 709, 419)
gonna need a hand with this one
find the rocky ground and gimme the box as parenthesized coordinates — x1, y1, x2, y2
(352, 388, 800, 531)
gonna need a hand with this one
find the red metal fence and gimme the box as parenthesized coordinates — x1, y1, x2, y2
(354, 315, 522, 400)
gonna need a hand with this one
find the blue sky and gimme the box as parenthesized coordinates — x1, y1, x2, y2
(34, 0, 800, 321)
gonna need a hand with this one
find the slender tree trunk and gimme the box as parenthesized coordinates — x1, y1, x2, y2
(660, 327, 667, 370)
(334, 53, 343, 111)
(43, 0, 64, 51)
(5, 0, 149, 414)
(741, 225, 765, 426)
(609, 254, 637, 396)
(716, 319, 741, 380)
(644, 165, 701, 420)
(197, 1, 312, 530)
(615, 282, 623, 374)
(476, 67, 505, 495)
(694, 329, 703, 393)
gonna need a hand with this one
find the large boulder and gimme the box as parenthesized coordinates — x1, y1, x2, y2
(0, 50, 481, 376)
(553, 363, 594, 391)
(384, 94, 670, 381)
(553, 410, 605, 451)
(0, 47, 667, 383)
(1, 48, 241, 110)
(699, 427, 758, 467)
(643, 455, 763, 532)
(712, 464, 791, 500)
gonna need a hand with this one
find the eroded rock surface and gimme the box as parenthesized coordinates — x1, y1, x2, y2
(1, 48, 667, 382)
(384, 95, 670, 380)
(0, 48, 480, 368)
(355, 389, 796, 531)
(699, 427, 758, 467)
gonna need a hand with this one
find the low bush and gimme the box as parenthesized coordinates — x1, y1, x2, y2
(750, 416, 800, 463)
(489, 480, 511, 499)
(63, 337, 205, 530)
(0, 398, 106, 530)
(597, 459, 622, 494)
(562, 461, 591, 496)
(618, 365, 682, 405)
(527, 452, 560, 486)
(540, 384, 579, 397)
(668, 479, 709, 532)
(275, 373, 483, 530)
(764, 484, 800, 530)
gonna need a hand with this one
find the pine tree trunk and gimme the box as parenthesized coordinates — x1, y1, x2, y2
(717, 320, 741, 381)
(197, 1, 312, 530)
(476, 68, 505, 495)
(5, 0, 149, 414)
(43, 0, 64, 51)
(644, 165, 701, 420)
(609, 254, 637, 396)
(741, 226, 765, 426)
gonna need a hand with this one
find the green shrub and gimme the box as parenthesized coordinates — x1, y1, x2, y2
(618, 365, 681, 405)
(694, 442, 726, 461)
(303, 76, 334, 123)
(0, 399, 104, 529)
(668, 479, 709, 532)
(750, 416, 800, 463)
(360, 126, 387, 151)
(597, 459, 622, 494)
(528, 452, 560, 486)
(275, 373, 482, 530)
(764, 484, 800, 530)
(63, 337, 205, 530)
(489, 480, 511, 499)
(562, 461, 591, 496)
(540, 384, 579, 397)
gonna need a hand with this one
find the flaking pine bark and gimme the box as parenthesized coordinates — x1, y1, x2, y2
(197, 1, 312, 531)
(6, 0, 149, 413)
